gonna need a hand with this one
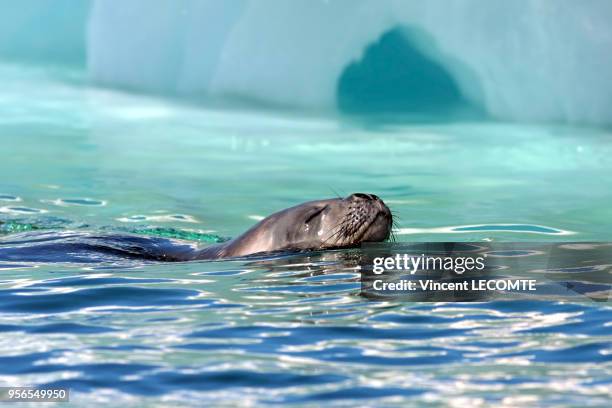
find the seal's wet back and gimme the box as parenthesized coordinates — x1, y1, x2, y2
(0, 194, 393, 262)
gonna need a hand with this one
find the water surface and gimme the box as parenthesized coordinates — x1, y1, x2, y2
(0, 63, 611, 406)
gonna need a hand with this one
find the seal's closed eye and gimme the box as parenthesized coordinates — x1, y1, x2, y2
(304, 206, 326, 224)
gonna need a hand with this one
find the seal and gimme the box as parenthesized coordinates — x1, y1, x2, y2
(0, 193, 392, 263)
(191, 192, 392, 259)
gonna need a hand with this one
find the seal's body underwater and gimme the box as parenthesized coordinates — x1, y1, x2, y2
(191, 193, 392, 260)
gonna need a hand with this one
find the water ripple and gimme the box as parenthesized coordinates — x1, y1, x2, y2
(395, 223, 574, 236)
(41, 198, 107, 207)
(0, 246, 608, 406)
(0, 194, 21, 202)
(0, 286, 217, 313)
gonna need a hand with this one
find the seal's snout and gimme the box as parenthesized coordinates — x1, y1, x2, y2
(347, 192, 390, 215)
(346, 192, 393, 242)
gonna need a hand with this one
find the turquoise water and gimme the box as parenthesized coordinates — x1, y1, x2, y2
(1, 63, 611, 406)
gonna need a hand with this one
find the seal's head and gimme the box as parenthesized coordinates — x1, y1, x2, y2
(221, 193, 392, 257)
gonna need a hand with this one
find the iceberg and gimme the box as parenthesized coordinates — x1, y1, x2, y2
(0, 0, 90, 65)
(2, 0, 612, 125)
